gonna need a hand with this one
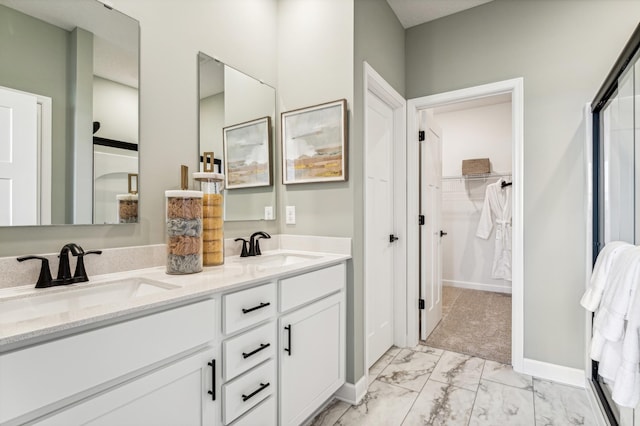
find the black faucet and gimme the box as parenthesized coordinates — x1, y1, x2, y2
(17, 243, 102, 288)
(248, 231, 271, 256)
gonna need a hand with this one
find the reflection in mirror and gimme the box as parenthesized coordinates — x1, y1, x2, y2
(0, 0, 139, 226)
(198, 52, 276, 221)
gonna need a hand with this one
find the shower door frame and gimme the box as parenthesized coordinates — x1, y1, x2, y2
(590, 22, 640, 426)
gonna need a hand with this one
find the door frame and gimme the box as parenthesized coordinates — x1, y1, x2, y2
(406, 78, 524, 372)
(363, 62, 407, 377)
(0, 85, 52, 225)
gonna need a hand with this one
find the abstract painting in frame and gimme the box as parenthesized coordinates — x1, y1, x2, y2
(223, 116, 272, 189)
(281, 99, 348, 184)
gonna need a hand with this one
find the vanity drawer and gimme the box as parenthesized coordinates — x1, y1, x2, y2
(231, 395, 277, 426)
(222, 359, 276, 425)
(223, 283, 276, 334)
(0, 298, 215, 424)
(223, 321, 276, 381)
(279, 263, 345, 312)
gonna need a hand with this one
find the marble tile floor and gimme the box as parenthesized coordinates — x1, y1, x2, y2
(308, 345, 597, 426)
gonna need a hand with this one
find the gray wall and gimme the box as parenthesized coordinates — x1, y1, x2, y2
(0, 5, 69, 223)
(0, 0, 278, 257)
(406, 0, 640, 368)
(277, 0, 356, 380)
(277, 0, 405, 384)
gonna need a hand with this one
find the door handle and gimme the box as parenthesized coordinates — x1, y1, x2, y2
(207, 359, 216, 401)
(284, 324, 292, 356)
(389, 234, 399, 243)
(440, 230, 448, 237)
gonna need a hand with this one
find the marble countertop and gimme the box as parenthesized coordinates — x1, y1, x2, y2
(0, 248, 350, 351)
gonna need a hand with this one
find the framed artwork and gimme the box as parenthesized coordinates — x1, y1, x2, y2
(223, 116, 272, 189)
(281, 99, 348, 184)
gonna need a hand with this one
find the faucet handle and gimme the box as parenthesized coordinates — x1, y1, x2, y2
(73, 250, 102, 283)
(234, 238, 249, 257)
(17, 256, 53, 288)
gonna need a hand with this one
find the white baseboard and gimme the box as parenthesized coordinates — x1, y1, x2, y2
(521, 358, 585, 388)
(443, 280, 512, 294)
(335, 376, 367, 405)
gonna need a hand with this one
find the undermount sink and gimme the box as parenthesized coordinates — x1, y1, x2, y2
(237, 252, 321, 270)
(0, 277, 179, 325)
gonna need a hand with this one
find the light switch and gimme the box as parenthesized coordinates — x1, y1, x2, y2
(264, 206, 274, 220)
(286, 206, 296, 224)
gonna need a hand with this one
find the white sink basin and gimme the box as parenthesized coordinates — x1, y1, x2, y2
(236, 252, 321, 270)
(0, 277, 179, 325)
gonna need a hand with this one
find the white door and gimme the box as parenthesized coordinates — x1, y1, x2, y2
(280, 294, 344, 426)
(420, 111, 443, 340)
(0, 86, 38, 226)
(38, 347, 218, 426)
(365, 91, 396, 368)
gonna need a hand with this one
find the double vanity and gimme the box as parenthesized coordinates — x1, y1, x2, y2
(0, 238, 350, 426)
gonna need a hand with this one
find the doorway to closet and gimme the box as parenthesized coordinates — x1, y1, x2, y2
(420, 94, 513, 365)
(407, 78, 524, 372)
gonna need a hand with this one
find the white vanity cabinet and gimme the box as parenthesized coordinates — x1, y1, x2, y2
(278, 263, 346, 426)
(0, 256, 349, 426)
(0, 298, 218, 426)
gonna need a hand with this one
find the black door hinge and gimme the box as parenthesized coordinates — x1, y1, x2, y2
(418, 131, 425, 142)
(419, 299, 425, 310)
(419, 215, 425, 225)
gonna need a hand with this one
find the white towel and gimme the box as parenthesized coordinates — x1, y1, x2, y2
(611, 251, 640, 407)
(581, 241, 634, 311)
(592, 247, 640, 342)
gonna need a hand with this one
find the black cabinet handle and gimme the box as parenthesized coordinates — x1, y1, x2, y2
(242, 343, 271, 359)
(284, 324, 292, 356)
(389, 234, 399, 243)
(207, 359, 216, 401)
(242, 302, 270, 314)
(242, 382, 270, 402)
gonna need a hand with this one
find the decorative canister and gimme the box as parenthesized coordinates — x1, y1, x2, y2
(193, 171, 225, 266)
(116, 194, 138, 223)
(116, 173, 139, 223)
(165, 190, 203, 274)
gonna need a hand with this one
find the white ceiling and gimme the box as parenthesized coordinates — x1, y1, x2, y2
(386, 0, 495, 29)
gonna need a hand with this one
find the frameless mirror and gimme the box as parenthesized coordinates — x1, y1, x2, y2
(0, 0, 139, 226)
(198, 52, 276, 221)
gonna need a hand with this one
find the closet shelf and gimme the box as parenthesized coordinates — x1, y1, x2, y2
(441, 172, 512, 182)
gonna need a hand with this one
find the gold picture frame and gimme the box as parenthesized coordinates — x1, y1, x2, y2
(281, 99, 348, 184)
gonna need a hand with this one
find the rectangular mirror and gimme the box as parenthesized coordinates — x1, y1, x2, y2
(198, 52, 276, 221)
(0, 0, 139, 226)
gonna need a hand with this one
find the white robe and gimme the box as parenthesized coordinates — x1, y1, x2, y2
(476, 178, 512, 280)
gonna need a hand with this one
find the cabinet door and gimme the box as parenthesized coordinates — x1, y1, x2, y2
(279, 292, 345, 426)
(37, 347, 218, 426)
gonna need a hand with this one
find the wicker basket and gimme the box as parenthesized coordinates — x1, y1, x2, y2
(461, 158, 490, 175)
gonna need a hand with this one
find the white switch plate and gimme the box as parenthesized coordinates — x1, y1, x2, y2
(264, 206, 274, 220)
(286, 206, 296, 224)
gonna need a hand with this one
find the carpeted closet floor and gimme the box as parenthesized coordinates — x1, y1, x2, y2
(424, 286, 511, 364)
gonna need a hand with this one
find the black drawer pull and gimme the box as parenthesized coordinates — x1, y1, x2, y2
(284, 324, 292, 356)
(242, 302, 270, 314)
(207, 359, 216, 401)
(242, 382, 270, 402)
(242, 343, 271, 359)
